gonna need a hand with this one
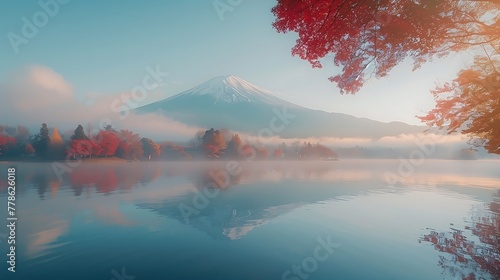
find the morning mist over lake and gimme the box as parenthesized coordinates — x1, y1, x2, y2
(1, 1, 499, 280)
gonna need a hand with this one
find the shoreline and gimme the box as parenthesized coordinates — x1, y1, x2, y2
(1, 158, 499, 164)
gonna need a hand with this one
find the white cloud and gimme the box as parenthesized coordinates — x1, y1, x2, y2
(0, 66, 200, 140)
(2, 66, 73, 111)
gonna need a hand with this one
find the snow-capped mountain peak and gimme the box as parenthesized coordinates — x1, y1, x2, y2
(168, 75, 294, 106)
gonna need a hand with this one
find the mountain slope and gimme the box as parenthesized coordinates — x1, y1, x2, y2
(136, 75, 426, 138)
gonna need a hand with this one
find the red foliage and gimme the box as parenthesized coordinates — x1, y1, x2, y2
(160, 142, 191, 160)
(272, 148, 284, 159)
(117, 130, 143, 160)
(203, 144, 220, 158)
(94, 131, 120, 157)
(0, 135, 15, 155)
(70, 167, 118, 193)
(272, 0, 498, 94)
(301, 143, 338, 159)
(70, 168, 96, 186)
(24, 143, 35, 155)
(240, 144, 254, 158)
(0, 135, 15, 146)
(420, 191, 500, 279)
(94, 168, 119, 193)
(254, 146, 269, 159)
(68, 139, 99, 157)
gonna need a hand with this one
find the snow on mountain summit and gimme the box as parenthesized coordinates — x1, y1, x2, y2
(167, 75, 297, 106)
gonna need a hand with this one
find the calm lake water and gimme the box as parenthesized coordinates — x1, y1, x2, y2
(0, 160, 499, 280)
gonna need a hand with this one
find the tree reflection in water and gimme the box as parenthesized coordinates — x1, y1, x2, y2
(69, 163, 164, 195)
(420, 190, 500, 280)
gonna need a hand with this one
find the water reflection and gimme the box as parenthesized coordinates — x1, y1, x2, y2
(2, 160, 499, 199)
(420, 190, 500, 280)
(137, 162, 398, 240)
(1, 160, 500, 280)
(68, 163, 165, 195)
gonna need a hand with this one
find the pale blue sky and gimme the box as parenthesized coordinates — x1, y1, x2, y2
(1, 0, 473, 125)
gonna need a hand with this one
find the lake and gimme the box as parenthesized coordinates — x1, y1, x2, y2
(0, 160, 499, 280)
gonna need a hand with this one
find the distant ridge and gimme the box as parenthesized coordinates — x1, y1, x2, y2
(136, 76, 426, 138)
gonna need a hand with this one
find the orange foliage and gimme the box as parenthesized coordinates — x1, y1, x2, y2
(419, 56, 500, 154)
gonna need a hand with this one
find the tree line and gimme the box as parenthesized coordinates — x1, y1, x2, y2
(0, 124, 338, 161)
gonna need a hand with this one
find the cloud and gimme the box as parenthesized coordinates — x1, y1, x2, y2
(0, 66, 201, 140)
(27, 66, 73, 94)
(2, 66, 73, 111)
(0, 65, 470, 148)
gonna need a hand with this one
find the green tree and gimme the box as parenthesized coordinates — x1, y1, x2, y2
(31, 123, 50, 158)
(103, 124, 117, 132)
(71, 124, 89, 140)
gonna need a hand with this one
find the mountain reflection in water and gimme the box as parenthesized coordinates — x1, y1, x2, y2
(0, 160, 499, 280)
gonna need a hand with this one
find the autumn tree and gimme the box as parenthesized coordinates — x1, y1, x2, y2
(0, 125, 31, 157)
(316, 144, 338, 159)
(141, 137, 161, 159)
(226, 134, 243, 159)
(240, 144, 255, 159)
(0, 132, 15, 156)
(272, 148, 284, 159)
(254, 146, 269, 160)
(272, 0, 500, 152)
(420, 55, 500, 154)
(68, 139, 95, 158)
(202, 128, 227, 158)
(14, 125, 30, 143)
(46, 128, 65, 159)
(300, 143, 338, 159)
(95, 130, 120, 157)
(24, 143, 35, 155)
(116, 129, 143, 160)
(202, 128, 227, 149)
(272, 0, 499, 94)
(203, 144, 221, 158)
(67, 125, 93, 158)
(160, 142, 191, 160)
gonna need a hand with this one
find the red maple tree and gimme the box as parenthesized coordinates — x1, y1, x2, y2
(272, 0, 499, 94)
(272, 0, 500, 153)
(0, 135, 15, 156)
(94, 131, 120, 157)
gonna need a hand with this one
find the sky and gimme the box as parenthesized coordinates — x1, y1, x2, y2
(0, 0, 476, 127)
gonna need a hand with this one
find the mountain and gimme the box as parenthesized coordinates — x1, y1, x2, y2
(136, 75, 426, 138)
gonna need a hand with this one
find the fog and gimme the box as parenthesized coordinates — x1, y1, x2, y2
(0, 66, 479, 157)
